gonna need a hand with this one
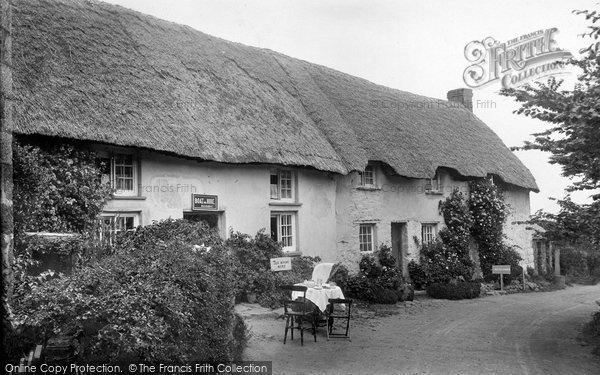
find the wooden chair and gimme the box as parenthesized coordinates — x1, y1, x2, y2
(281, 285, 317, 345)
(326, 298, 353, 341)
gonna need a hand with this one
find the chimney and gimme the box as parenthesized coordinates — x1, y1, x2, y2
(447, 88, 473, 112)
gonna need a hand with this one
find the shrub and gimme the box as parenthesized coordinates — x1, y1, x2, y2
(345, 245, 409, 304)
(479, 244, 523, 283)
(373, 285, 400, 304)
(426, 281, 481, 300)
(560, 246, 590, 279)
(13, 139, 111, 234)
(225, 230, 320, 307)
(590, 311, 600, 336)
(14, 220, 244, 362)
(408, 260, 427, 290)
(328, 263, 349, 292)
(359, 255, 382, 278)
(419, 241, 474, 284)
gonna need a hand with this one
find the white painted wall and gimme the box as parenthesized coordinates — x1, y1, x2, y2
(102, 149, 534, 271)
(103, 150, 338, 258)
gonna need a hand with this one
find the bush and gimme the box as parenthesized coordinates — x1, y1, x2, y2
(328, 263, 349, 292)
(560, 246, 590, 279)
(479, 244, 523, 283)
(345, 245, 409, 304)
(13, 139, 112, 234)
(426, 281, 481, 300)
(408, 260, 427, 290)
(14, 220, 244, 362)
(225, 230, 320, 307)
(419, 241, 474, 285)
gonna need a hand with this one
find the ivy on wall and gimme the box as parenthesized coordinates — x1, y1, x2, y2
(468, 180, 522, 281)
(412, 180, 523, 285)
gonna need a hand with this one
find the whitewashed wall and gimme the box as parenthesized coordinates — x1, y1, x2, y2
(102, 148, 534, 271)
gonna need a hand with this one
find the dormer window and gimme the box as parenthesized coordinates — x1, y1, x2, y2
(360, 165, 376, 186)
(270, 170, 295, 201)
(426, 172, 442, 193)
(98, 152, 139, 197)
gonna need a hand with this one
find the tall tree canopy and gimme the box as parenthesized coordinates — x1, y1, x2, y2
(501, 9, 600, 244)
(502, 9, 600, 193)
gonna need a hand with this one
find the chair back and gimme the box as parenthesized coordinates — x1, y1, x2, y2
(327, 298, 352, 316)
(281, 285, 308, 315)
(311, 263, 335, 284)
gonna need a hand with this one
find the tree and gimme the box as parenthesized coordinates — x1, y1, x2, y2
(502, 8, 600, 245)
(1, 0, 14, 336)
(502, 9, 600, 193)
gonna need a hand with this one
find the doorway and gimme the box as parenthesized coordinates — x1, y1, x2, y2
(391, 222, 408, 277)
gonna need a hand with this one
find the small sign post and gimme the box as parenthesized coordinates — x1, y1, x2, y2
(492, 265, 511, 291)
(270, 257, 292, 272)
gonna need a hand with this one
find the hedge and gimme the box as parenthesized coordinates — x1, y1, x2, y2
(426, 281, 481, 300)
(13, 220, 247, 362)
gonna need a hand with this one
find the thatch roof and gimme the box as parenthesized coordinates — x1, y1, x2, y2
(12, 0, 538, 191)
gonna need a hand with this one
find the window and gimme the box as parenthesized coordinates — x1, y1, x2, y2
(270, 170, 295, 201)
(270, 212, 296, 251)
(421, 224, 437, 245)
(100, 213, 139, 245)
(99, 153, 138, 196)
(360, 165, 376, 186)
(359, 224, 376, 252)
(426, 173, 441, 192)
(114, 154, 135, 193)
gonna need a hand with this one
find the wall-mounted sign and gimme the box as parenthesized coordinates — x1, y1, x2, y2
(270, 257, 292, 272)
(192, 194, 218, 210)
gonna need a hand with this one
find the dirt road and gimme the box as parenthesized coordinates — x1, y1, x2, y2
(242, 285, 600, 374)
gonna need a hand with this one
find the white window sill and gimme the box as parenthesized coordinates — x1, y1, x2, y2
(269, 202, 302, 207)
(425, 190, 444, 195)
(111, 195, 147, 200)
(356, 185, 381, 191)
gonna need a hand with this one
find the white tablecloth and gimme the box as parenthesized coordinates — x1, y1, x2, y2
(291, 284, 345, 312)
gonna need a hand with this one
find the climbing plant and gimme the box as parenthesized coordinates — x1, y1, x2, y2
(469, 180, 521, 281)
(438, 189, 473, 257)
(414, 190, 475, 285)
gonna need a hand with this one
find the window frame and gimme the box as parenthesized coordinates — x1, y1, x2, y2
(270, 170, 296, 202)
(98, 151, 140, 197)
(113, 154, 137, 196)
(99, 212, 140, 245)
(360, 165, 376, 187)
(270, 212, 297, 252)
(421, 223, 438, 246)
(359, 223, 376, 252)
(426, 172, 442, 193)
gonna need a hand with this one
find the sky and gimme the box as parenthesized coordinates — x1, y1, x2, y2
(104, 0, 599, 213)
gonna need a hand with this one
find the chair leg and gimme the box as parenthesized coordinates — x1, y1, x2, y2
(299, 318, 303, 346)
(284, 316, 289, 344)
(345, 317, 350, 337)
(312, 318, 317, 342)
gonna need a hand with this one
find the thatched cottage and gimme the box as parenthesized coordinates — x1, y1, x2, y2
(12, 0, 539, 272)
